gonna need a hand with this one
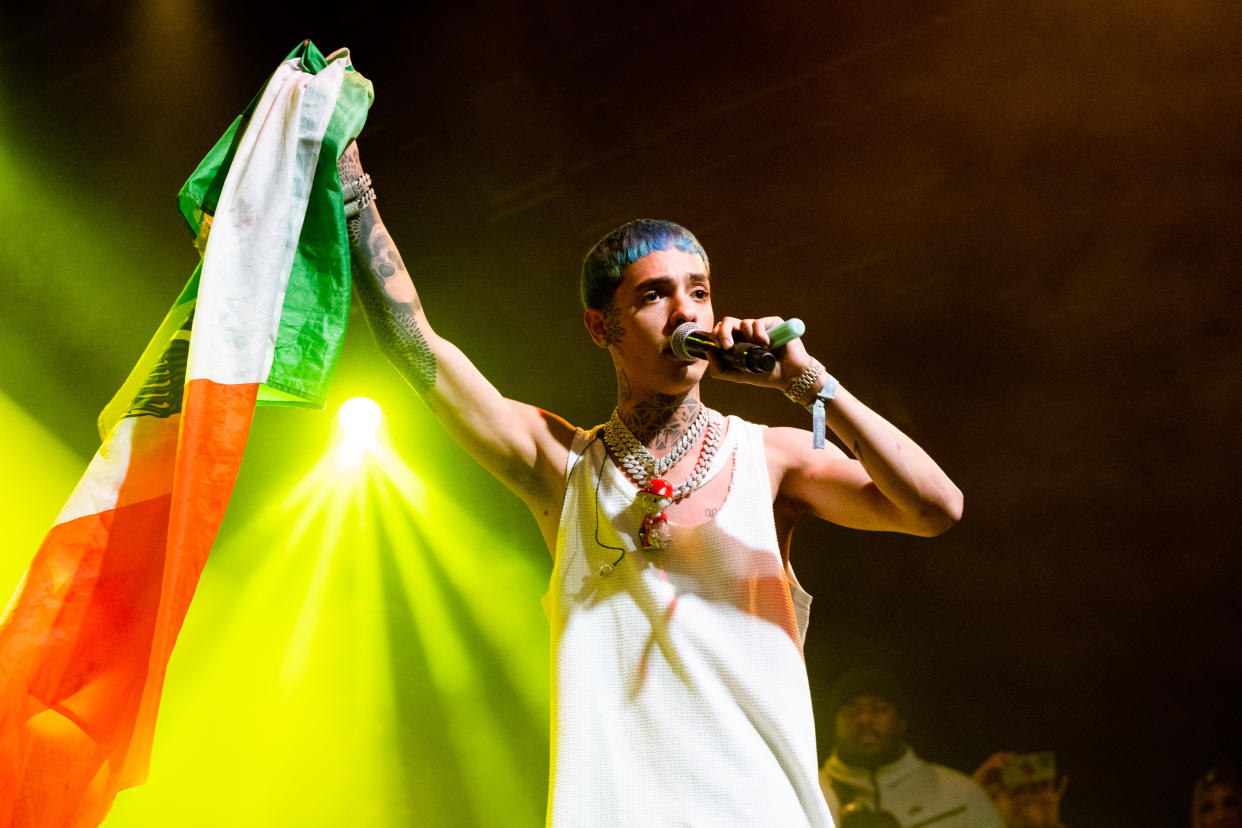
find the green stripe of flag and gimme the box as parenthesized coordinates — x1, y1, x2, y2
(169, 40, 372, 411)
(261, 45, 373, 407)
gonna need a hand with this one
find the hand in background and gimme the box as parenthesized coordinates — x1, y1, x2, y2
(974, 751, 1068, 828)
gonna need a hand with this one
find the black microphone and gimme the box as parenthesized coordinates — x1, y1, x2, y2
(670, 322, 776, 373)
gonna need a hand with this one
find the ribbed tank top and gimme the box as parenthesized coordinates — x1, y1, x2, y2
(543, 415, 833, 827)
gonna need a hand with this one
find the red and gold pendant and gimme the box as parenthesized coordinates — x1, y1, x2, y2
(637, 478, 674, 550)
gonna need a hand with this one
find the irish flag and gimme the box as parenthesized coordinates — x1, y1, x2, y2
(0, 41, 371, 827)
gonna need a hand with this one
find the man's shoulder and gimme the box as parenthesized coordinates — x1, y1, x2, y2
(923, 759, 1001, 812)
(925, 759, 983, 790)
(923, 760, 1005, 826)
(889, 751, 985, 797)
(516, 403, 582, 459)
(761, 422, 852, 504)
(761, 422, 848, 458)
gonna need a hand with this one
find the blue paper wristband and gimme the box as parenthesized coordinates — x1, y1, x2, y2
(805, 375, 838, 450)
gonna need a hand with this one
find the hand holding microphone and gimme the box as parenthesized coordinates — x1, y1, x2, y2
(673, 316, 834, 449)
(670, 318, 805, 373)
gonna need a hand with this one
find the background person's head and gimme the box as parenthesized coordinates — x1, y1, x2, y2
(1193, 765, 1242, 828)
(829, 668, 909, 769)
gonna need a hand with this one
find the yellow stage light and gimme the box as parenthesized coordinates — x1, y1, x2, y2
(335, 396, 383, 469)
(338, 395, 383, 436)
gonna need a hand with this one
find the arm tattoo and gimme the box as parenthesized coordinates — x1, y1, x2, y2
(340, 148, 366, 251)
(355, 280, 437, 392)
(338, 146, 363, 188)
(350, 214, 437, 394)
(347, 214, 364, 249)
(366, 221, 406, 284)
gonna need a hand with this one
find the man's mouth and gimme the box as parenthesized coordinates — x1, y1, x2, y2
(663, 342, 694, 361)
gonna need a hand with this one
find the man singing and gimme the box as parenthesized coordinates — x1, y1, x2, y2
(339, 141, 962, 827)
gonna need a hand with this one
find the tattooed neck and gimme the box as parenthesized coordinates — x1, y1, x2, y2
(617, 392, 703, 450)
(601, 302, 625, 354)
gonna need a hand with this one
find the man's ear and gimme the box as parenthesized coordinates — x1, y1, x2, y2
(584, 307, 610, 348)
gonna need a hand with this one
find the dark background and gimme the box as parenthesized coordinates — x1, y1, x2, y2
(3, 1, 1240, 824)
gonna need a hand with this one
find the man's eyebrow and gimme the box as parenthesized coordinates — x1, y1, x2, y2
(631, 272, 710, 291)
(629, 275, 672, 293)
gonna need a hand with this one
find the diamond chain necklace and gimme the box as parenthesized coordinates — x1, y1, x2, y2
(603, 407, 723, 501)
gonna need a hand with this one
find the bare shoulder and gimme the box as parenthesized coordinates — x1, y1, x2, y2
(503, 399, 578, 488)
(502, 400, 579, 550)
(763, 425, 851, 477)
(521, 402, 578, 458)
(762, 424, 872, 516)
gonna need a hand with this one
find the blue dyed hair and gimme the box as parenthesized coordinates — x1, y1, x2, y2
(579, 219, 709, 311)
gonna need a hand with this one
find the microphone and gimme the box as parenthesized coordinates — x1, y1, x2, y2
(670, 322, 777, 373)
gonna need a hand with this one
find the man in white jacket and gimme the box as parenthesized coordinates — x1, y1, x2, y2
(819, 669, 1003, 828)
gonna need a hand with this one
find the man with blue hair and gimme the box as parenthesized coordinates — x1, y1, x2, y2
(340, 141, 963, 827)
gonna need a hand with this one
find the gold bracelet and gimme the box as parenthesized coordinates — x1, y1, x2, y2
(784, 359, 825, 405)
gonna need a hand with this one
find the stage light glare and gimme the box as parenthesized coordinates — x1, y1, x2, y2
(334, 397, 383, 471)
(103, 403, 549, 827)
(338, 396, 382, 437)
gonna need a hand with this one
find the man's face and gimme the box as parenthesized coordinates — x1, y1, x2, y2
(1198, 783, 1242, 828)
(586, 248, 713, 395)
(834, 694, 907, 769)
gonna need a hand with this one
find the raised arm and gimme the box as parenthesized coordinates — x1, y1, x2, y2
(712, 316, 963, 538)
(339, 143, 573, 538)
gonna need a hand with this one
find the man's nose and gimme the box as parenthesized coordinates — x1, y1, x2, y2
(670, 290, 697, 327)
(853, 706, 879, 725)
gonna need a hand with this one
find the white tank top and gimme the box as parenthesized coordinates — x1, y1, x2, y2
(543, 415, 832, 827)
